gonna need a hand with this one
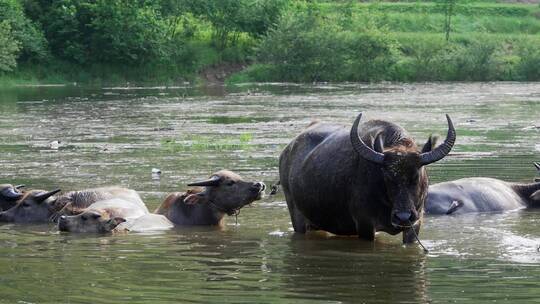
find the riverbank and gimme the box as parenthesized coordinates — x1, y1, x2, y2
(1, 1, 540, 87)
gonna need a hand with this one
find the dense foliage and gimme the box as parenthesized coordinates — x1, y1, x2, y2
(1, 0, 540, 84)
(0, 21, 20, 72)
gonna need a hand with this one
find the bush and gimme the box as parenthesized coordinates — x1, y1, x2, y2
(0, 21, 20, 72)
(516, 41, 540, 81)
(256, 10, 399, 82)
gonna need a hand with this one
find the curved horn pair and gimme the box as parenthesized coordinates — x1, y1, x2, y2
(350, 113, 456, 166)
(187, 176, 220, 187)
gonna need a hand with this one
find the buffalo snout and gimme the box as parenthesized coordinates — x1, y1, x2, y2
(251, 182, 266, 193)
(391, 210, 418, 228)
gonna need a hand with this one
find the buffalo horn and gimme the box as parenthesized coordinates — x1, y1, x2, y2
(350, 113, 384, 164)
(35, 188, 61, 202)
(534, 162, 540, 171)
(187, 176, 220, 187)
(14, 184, 25, 189)
(419, 114, 456, 166)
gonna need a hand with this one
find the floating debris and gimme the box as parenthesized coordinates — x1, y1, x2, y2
(48, 140, 61, 150)
(152, 168, 162, 180)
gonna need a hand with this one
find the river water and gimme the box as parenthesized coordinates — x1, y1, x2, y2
(0, 83, 538, 303)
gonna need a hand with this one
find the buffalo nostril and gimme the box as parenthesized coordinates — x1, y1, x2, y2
(252, 182, 265, 192)
(394, 212, 413, 223)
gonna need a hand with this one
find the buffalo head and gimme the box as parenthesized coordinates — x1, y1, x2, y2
(58, 210, 126, 233)
(0, 184, 25, 211)
(184, 170, 265, 215)
(0, 189, 61, 223)
(350, 113, 455, 228)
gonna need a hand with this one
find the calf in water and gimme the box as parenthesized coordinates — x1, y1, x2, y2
(58, 198, 172, 233)
(155, 170, 265, 226)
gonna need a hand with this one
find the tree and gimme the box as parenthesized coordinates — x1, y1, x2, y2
(0, 21, 21, 72)
(0, 0, 47, 61)
(183, 0, 288, 49)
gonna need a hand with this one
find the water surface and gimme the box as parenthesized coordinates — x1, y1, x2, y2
(0, 83, 539, 303)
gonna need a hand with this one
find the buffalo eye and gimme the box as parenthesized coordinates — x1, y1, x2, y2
(81, 215, 87, 221)
(92, 214, 101, 219)
(226, 180, 236, 186)
(22, 202, 30, 208)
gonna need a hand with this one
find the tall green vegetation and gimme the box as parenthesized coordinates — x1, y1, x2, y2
(1, 0, 540, 84)
(438, 0, 458, 41)
(256, 8, 399, 82)
(182, 0, 287, 49)
(233, 0, 540, 83)
(0, 0, 47, 62)
(0, 21, 20, 72)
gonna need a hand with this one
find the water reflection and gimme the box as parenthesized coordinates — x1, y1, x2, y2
(282, 236, 430, 303)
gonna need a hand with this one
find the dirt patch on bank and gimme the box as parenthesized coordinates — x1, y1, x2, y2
(200, 63, 247, 84)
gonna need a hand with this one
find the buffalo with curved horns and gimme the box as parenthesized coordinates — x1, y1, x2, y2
(279, 113, 456, 243)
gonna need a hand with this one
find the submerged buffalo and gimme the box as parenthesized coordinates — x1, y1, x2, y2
(155, 170, 266, 226)
(0, 184, 25, 211)
(279, 113, 455, 243)
(426, 165, 540, 215)
(58, 198, 172, 233)
(0, 187, 145, 223)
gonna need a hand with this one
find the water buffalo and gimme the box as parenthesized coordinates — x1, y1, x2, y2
(426, 169, 540, 215)
(155, 170, 266, 226)
(58, 198, 172, 233)
(0, 184, 25, 211)
(0, 187, 145, 223)
(279, 113, 455, 243)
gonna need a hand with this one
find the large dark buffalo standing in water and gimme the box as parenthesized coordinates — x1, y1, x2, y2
(279, 113, 456, 243)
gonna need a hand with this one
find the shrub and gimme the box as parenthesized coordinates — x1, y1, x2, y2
(257, 10, 399, 82)
(0, 21, 20, 72)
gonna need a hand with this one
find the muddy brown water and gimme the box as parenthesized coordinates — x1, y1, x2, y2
(0, 83, 539, 303)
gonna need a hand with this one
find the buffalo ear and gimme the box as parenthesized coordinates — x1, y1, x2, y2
(1, 187, 23, 200)
(183, 193, 206, 205)
(373, 134, 385, 153)
(421, 135, 439, 153)
(106, 217, 126, 230)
